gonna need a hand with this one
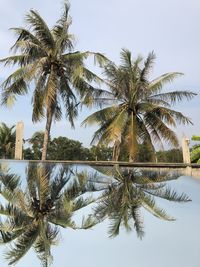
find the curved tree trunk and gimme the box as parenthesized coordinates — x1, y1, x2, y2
(41, 66, 57, 161)
(42, 108, 53, 160)
(129, 112, 138, 162)
(112, 140, 121, 161)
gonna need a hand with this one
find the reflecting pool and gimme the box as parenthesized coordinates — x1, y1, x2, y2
(0, 161, 199, 267)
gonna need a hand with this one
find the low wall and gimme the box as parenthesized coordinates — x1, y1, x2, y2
(1, 160, 200, 178)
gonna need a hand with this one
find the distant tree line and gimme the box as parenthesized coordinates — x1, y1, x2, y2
(0, 124, 184, 162)
(22, 131, 183, 162)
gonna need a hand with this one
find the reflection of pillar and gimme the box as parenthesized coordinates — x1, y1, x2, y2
(15, 122, 24, 160)
(182, 137, 191, 164)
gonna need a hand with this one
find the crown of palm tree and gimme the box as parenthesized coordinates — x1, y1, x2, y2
(82, 49, 196, 161)
(0, 1, 110, 160)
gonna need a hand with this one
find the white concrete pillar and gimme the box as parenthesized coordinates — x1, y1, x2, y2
(15, 121, 24, 160)
(182, 137, 191, 164)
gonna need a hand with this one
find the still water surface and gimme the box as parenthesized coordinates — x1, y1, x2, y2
(0, 161, 199, 267)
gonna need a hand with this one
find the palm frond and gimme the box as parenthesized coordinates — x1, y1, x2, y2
(82, 106, 118, 127)
(80, 215, 99, 229)
(5, 225, 39, 265)
(1, 68, 28, 106)
(141, 194, 175, 221)
(149, 72, 184, 93)
(92, 52, 110, 67)
(140, 51, 156, 82)
(35, 222, 57, 267)
(144, 112, 179, 147)
(49, 209, 74, 228)
(53, 1, 74, 52)
(25, 10, 54, 49)
(131, 206, 144, 239)
(85, 105, 128, 145)
(72, 196, 95, 211)
(50, 166, 70, 201)
(10, 27, 46, 56)
(44, 69, 58, 106)
(151, 90, 197, 105)
(144, 187, 191, 202)
(0, 54, 30, 66)
(0, 173, 20, 191)
(0, 229, 24, 244)
(108, 213, 123, 237)
(32, 74, 47, 122)
(120, 48, 132, 69)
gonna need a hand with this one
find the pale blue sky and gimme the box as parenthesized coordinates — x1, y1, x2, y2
(0, 0, 200, 148)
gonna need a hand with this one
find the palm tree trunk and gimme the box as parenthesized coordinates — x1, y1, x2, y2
(41, 108, 53, 160)
(41, 65, 57, 161)
(129, 112, 138, 162)
(112, 140, 121, 161)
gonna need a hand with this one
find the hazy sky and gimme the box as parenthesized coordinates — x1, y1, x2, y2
(0, 0, 200, 147)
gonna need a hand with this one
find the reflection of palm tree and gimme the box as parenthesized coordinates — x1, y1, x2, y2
(0, 123, 16, 159)
(83, 49, 196, 161)
(0, 163, 96, 266)
(92, 166, 191, 238)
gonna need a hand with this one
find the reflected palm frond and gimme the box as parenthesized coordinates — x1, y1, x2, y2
(0, 163, 98, 266)
(91, 166, 191, 238)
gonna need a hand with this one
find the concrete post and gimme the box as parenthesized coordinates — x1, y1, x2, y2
(182, 137, 192, 176)
(182, 137, 191, 164)
(15, 121, 24, 160)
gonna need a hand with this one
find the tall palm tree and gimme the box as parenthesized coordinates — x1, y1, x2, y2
(0, 163, 97, 266)
(0, 122, 16, 159)
(83, 49, 196, 162)
(0, 1, 108, 160)
(92, 166, 191, 238)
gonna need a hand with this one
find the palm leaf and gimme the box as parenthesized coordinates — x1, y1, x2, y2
(144, 187, 191, 202)
(10, 27, 46, 56)
(141, 194, 175, 221)
(25, 10, 54, 49)
(149, 72, 184, 93)
(140, 51, 155, 82)
(151, 90, 197, 105)
(108, 213, 123, 238)
(5, 225, 39, 265)
(131, 206, 144, 239)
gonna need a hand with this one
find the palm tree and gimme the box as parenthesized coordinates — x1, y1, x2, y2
(190, 135, 200, 163)
(83, 49, 196, 162)
(0, 1, 108, 160)
(92, 166, 191, 238)
(0, 122, 16, 159)
(0, 163, 97, 266)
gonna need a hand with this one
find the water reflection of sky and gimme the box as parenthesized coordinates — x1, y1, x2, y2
(0, 162, 199, 267)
